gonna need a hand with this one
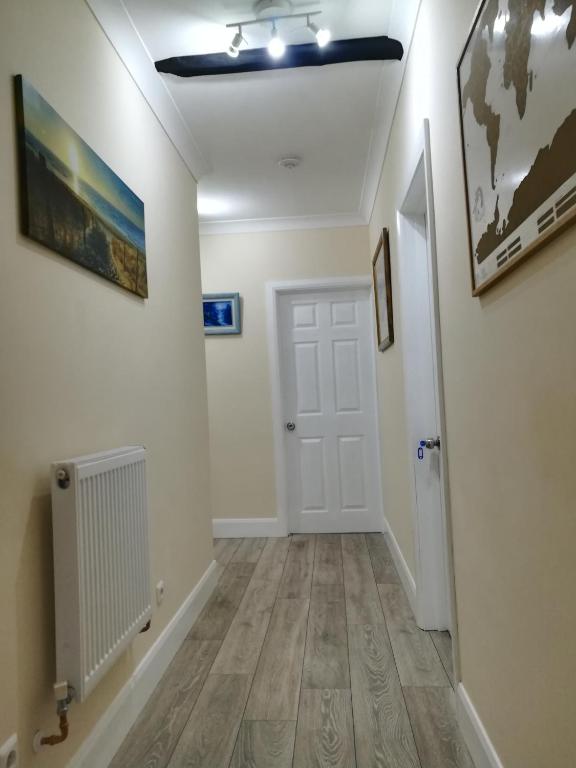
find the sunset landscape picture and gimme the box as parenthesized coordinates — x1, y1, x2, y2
(15, 76, 147, 297)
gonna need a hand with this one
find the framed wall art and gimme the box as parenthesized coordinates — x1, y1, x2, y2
(14, 76, 148, 298)
(457, 1, 576, 295)
(372, 228, 394, 351)
(203, 292, 242, 335)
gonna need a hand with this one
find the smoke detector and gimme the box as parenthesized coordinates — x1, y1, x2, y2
(253, 0, 293, 19)
(278, 156, 302, 170)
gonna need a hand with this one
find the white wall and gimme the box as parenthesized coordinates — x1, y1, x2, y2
(0, 1, 213, 765)
(200, 226, 371, 523)
(369, 0, 576, 765)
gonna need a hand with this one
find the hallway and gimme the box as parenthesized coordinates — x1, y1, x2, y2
(110, 534, 472, 767)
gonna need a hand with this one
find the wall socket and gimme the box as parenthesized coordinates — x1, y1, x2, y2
(156, 580, 165, 605)
(0, 734, 18, 768)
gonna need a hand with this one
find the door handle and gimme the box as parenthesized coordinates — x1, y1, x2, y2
(286, 422, 296, 432)
(420, 437, 440, 450)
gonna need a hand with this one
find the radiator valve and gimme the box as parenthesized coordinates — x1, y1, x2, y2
(33, 683, 74, 751)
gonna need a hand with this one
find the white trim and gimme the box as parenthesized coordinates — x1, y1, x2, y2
(67, 559, 221, 768)
(266, 276, 385, 535)
(200, 212, 367, 236)
(396, 120, 458, 640)
(383, 520, 417, 613)
(456, 683, 505, 768)
(212, 517, 287, 538)
(84, 0, 209, 181)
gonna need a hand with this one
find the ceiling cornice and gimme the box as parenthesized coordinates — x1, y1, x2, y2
(84, 0, 210, 182)
(199, 212, 367, 236)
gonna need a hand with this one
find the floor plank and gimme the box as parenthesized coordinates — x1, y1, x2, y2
(278, 534, 316, 598)
(211, 578, 278, 674)
(230, 721, 296, 768)
(378, 584, 449, 687)
(313, 534, 343, 585)
(302, 595, 350, 690)
(429, 630, 455, 686)
(311, 584, 345, 603)
(245, 597, 310, 720)
(341, 536, 383, 625)
(231, 537, 267, 563)
(293, 689, 356, 768)
(109, 640, 220, 768)
(348, 623, 420, 768)
(189, 565, 255, 641)
(365, 533, 401, 584)
(252, 537, 291, 581)
(404, 687, 475, 768)
(213, 538, 241, 566)
(166, 674, 251, 768)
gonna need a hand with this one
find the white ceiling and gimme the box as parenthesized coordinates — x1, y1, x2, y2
(104, 0, 421, 231)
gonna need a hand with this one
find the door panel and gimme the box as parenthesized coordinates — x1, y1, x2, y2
(279, 288, 382, 534)
(300, 438, 327, 511)
(294, 342, 322, 414)
(333, 340, 362, 413)
(337, 436, 367, 511)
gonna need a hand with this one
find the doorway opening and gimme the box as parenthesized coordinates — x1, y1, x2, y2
(397, 121, 459, 674)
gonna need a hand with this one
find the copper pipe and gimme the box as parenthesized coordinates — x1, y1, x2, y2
(139, 619, 151, 633)
(40, 712, 69, 746)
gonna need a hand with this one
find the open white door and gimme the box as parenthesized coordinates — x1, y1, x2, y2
(273, 282, 383, 534)
(397, 121, 456, 634)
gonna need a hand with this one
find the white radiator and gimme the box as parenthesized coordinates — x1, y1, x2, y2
(51, 446, 152, 702)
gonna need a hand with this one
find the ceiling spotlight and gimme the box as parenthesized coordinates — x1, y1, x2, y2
(307, 16, 331, 47)
(227, 26, 245, 57)
(268, 21, 286, 58)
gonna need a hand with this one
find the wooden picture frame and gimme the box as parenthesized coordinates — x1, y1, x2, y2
(372, 228, 394, 351)
(457, 1, 576, 296)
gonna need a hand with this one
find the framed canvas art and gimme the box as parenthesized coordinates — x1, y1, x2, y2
(372, 228, 394, 351)
(457, 1, 576, 295)
(14, 76, 148, 298)
(203, 293, 242, 335)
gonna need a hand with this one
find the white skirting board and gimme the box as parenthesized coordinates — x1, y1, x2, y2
(67, 559, 221, 768)
(383, 519, 417, 614)
(212, 517, 288, 538)
(456, 683, 504, 768)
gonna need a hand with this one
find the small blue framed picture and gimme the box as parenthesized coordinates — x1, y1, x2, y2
(203, 293, 242, 335)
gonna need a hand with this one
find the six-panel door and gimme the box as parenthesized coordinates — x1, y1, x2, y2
(279, 289, 382, 533)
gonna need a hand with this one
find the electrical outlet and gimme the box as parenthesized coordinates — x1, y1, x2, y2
(0, 734, 18, 768)
(156, 580, 165, 605)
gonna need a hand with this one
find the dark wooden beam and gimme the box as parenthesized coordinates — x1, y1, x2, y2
(155, 36, 404, 78)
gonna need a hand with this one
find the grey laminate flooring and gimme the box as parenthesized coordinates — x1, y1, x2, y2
(110, 534, 473, 768)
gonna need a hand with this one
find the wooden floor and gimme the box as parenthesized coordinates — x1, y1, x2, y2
(110, 534, 474, 768)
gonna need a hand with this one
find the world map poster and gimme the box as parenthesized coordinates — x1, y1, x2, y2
(458, 0, 576, 294)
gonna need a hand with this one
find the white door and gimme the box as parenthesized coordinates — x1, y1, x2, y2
(398, 122, 453, 631)
(278, 288, 383, 534)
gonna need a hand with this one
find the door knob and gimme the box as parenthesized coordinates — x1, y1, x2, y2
(286, 422, 296, 432)
(420, 437, 440, 449)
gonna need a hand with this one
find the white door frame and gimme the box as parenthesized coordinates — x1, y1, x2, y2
(397, 120, 460, 675)
(266, 276, 386, 537)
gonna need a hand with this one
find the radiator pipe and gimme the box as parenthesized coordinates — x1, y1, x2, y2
(40, 713, 69, 747)
(35, 683, 74, 750)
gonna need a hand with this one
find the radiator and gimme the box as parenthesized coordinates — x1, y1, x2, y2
(51, 446, 152, 702)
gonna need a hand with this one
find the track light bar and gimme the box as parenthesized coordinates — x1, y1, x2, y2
(225, 11, 322, 30)
(224, 10, 330, 60)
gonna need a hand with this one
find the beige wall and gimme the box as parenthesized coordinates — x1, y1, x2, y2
(0, 1, 213, 765)
(370, 0, 576, 766)
(200, 226, 370, 521)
